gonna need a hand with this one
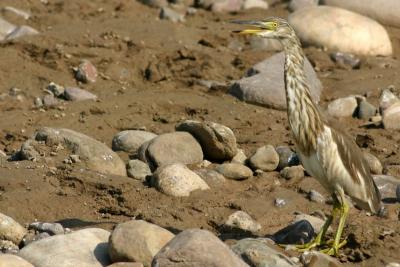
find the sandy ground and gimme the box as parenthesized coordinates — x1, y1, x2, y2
(0, 0, 399, 266)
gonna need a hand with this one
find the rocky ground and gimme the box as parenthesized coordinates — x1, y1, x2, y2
(0, 0, 399, 266)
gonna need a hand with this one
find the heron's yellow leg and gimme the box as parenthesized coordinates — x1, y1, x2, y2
(321, 200, 349, 256)
(296, 214, 333, 251)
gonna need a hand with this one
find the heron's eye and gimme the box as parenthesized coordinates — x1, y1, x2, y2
(272, 22, 278, 28)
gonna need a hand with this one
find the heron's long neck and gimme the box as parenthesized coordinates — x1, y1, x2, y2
(281, 36, 323, 155)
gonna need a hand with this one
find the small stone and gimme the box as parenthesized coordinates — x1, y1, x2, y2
(126, 160, 151, 181)
(159, 7, 185, 23)
(300, 251, 343, 267)
(64, 87, 97, 101)
(327, 96, 358, 118)
(280, 165, 304, 180)
(34, 97, 43, 107)
(373, 175, 400, 201)
(153, 229, 248, 267)
(0, 213, 27, 245)
(194, 168, 226, 187)
(42, 94, 59, 107)
(330, 52, 361, 69)
(274, 198, 287, 207)
(47, 82, 65, 97)
(231, 149, 247, 164)
(109, 220, 174, 265)
(249, 145, 279, 171)
(69, 154, 80, 163)
(382, 102, 400, 130)
(75, 60, 98, 83)
(211, 0, 244, 13)
(215, 163, 253, 180)
(363, 152, 383, 175)
(29, 222, 64, 235)
(176, 120, 238, 161)
(5, 25, 38, 41)
(232, 238, 297, 267)
(272, 220, 314, 245)
(242, 0, 268, 9)
(357, 99, 377, 120)
(112, 130, 157, 154)
(379, 88, 399, 113)
(0, 254, 34, 267)
(308, 190, 326, 203)
(294, 214, 326, 233)
(275, 146, 300, 170)
(19, 140, 40, 161)
(288, 0, 318, 12)
(225, 211, 261, 233)
(152, 163, 209, 197)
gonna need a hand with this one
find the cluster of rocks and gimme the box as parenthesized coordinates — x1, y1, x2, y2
(327, 87, 400, 130)
(0, 6, 38, 42)
(0, 213, 348, 267)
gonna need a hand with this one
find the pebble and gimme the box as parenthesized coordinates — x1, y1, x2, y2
(153, 229, 248, 267)
(0, 213, 27, 245)
(176, 120, 238, 161)
(288, 6, 392, 56)
(249, 145, 279, 171)
(159, 7, 185, 23)
(19, 228, 111, 267)
(138, 132, 203, 170)
(231, 149, 247, 165)
(126, 160, 152, 181)
(300, 251, 343, 267)
(363, 152, 383, 175)
(327, 96, 358, 118)
(323, 0, 400, 28)
(288, 0, 318, 12)
(47, 82, 65, 97)
(275, 146, 300, 170)
(29, 222, 64, 235)
(33, 127, 126, 176)
(357, 98, 377, 120)
(373, 175, 400, 201)
(215, 163, 253, 180)
(272, 220, 314, 245)
(225, 211, 261, 233)
(112, 130, 157, 154)
(63, 87, 97, 101)
(75, 60, 98, 83)
(42, 94, 59, 107)
(19, 140, 40, 161)
(382, 102, 400, 130)
(152, 163, 209, 197)
(280, 165, 304, 180)
(379, 88, 398, 113)
(232, 238, 297, 267)
(109, 220, 174, 265)
(242, 0, 268, 10)
(308, 189, 326, 203)
(294, 213, 326, 233)
(0, 254, 34, 267)
(194, 168, 226, 187)
(274, 198, 287, 207)
(229, 52, 322, 110)
(211, 0, 243, 13)
(330, 52, 361, 69)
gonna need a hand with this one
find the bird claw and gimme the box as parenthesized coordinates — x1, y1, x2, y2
(319, 239, 347, 257)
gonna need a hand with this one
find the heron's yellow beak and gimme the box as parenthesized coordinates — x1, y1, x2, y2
(231, 20, 270, 35)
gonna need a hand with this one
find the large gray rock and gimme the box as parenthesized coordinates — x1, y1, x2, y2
(112, 130, 157, 154)
(138, 132, 203, 170)
(176, 120, 238, 161)
(288, 6, 392, 56)
(322, 0, 400, 28)
(249, 145, 279, 171)
(231, 238, 297, 267)
(0, 213, 27, 245)
(229, 52, 322, 110)
(19, 228, 111, 267)
(0, 254, 34, 267)
(34, 127, 126, 176)
(152, 229, 248, 267)
(152, 164, 210, 197)
(109, 220, 174, 266)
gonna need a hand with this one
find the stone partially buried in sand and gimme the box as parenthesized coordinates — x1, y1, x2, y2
(19, 228, 111, 267)
(34, 127, 126, 176)
(288, 6, 392, 56)
(112, 130, 157, 154)
(64, 87, 97, 101)
(109, 220, 174, 266)
(248, 145, 279, 171)
(215, 163, 253, 180)
(152, 229, 248, 267)
(229, 52, 322, 110)
(225, 211, 261, 233)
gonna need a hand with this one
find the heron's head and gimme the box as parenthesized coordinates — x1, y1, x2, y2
(231, 17, 294, 40)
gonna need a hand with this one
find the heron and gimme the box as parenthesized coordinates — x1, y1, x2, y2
(232, 17, 382, 256)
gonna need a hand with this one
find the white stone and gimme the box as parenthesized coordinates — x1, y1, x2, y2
(225, 211, 261, 233)
(327, 96, 357, 118)
(288, 6, 392, 56)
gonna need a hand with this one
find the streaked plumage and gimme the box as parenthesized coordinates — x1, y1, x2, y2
(232, 17, 382, 255)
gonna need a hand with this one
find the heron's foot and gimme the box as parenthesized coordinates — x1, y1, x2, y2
(319, 239, 347, 256)
(294, 238, 323, 252)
